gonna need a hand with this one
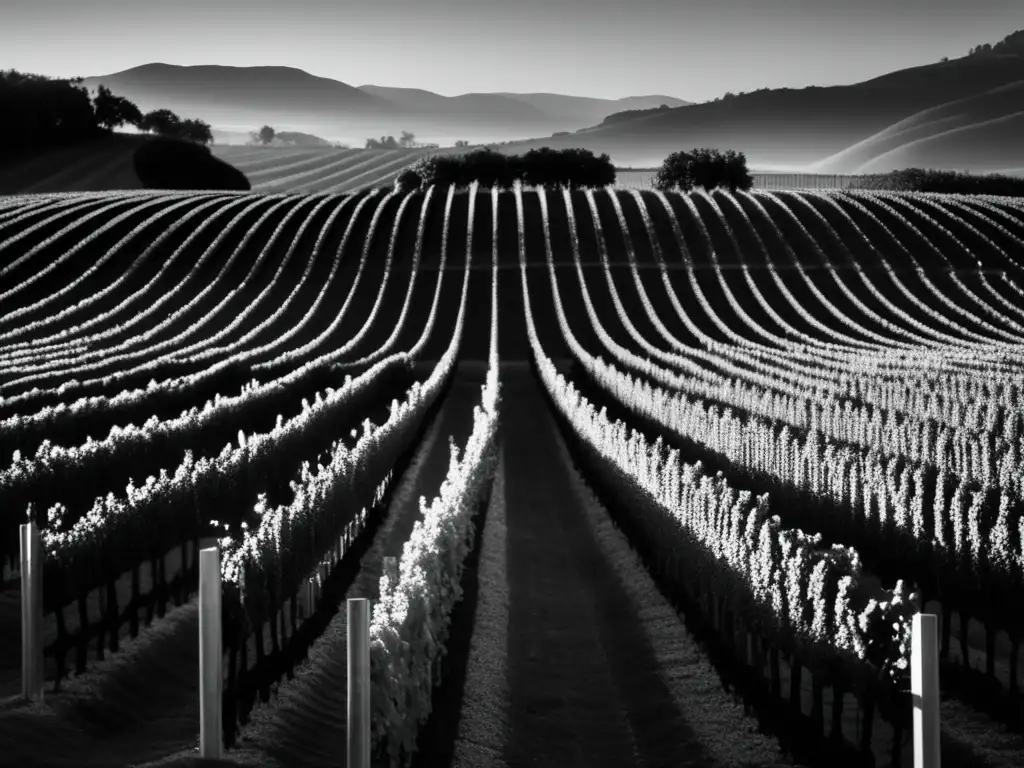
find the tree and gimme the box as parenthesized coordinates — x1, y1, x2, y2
(399, 130, 416, 149)
(178, 118, 214, 147)
(654, 148, 751, 192)
(407, 154, 468, 188)
(92, 85, 143, 130)
(653, 150, 694, 192)
(139, 108, 183, 137)
(461, 148, 518, 189)
(454, 139, 470, 148)
(365, 135, 399, 149)
(519, 147, 567, 187)
(720, 149, 752, 192)
(258, 125, 276, 145)
(394, 168, 423, 193)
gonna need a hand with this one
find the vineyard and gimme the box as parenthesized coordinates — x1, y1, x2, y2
(1, 183, 1024, 768)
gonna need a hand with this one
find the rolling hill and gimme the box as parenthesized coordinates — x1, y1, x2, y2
(79, 65, 690, 147)
(80, 63, 392, 133)
(485, 50, 1024, 169)
(809, 79, 1024, 174)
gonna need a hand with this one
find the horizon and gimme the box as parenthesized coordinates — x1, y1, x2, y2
(3, 0, 1022, 102)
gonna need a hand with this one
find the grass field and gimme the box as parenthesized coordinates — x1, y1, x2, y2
(1, 181, 1024, 767)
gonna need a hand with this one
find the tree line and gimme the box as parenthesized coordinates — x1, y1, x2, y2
(365, 130, 440, 150)
(395, 147, 618, 191)
(393, 146, 755, 192)
(0, 69, 213, 151)
(967, 29, 1023, 56)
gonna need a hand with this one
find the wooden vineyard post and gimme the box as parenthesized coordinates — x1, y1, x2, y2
(348, 597, 371, 768)
(198, 547, 223, 759)
(20, 522, 43, 702)
(911, 613, 940, 768)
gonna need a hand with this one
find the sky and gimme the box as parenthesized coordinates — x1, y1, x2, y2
(3, 0, 1022, 102)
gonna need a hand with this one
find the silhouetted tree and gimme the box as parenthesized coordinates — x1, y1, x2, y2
(720, 149, 753, 191)
(462, 148, 518, 189)
(92, 85, 143, 130)
(653, 150, 695, 192)
(393, 168, 423, 193)
(993, 30, 1024, 54)
(0, 70, 101, 150)
(399, 130, 416, 149)
(519, 147, 568, 187)
(365, 135, 400, 149)
(454, 139, 470, 147)
(403, 146, 613, 190)
(689, 148, 726, 190)
(258, 125, 276, 145)
(655, 148, 750, 192)
(178, 118, 214, 146)
(139, 108, 183, 136)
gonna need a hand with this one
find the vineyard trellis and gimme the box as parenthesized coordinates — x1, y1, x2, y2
(2, 183, 1024, 767)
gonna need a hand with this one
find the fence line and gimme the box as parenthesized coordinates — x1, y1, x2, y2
(20, 522, 943, 765)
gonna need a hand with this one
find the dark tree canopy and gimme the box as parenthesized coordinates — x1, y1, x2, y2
(92, 85, 143, 131)
(398, 147, 616, 191)
(366, 135, 401, 149)
(654, 148, 752, 192)
(258, 125, 276, 145)
(0, 69, 102, 151)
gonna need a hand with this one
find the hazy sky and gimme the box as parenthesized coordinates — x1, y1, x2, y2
(4, 0, 1021, 101)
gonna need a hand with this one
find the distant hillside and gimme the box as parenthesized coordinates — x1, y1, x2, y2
(488, 92, 691, 127)
(80, 64, 690, 147)
(600, 103, 685, 127)
(487, 47, 1024, 168)
(811, 79, 1024, 174)
(81, 64, 393, 134)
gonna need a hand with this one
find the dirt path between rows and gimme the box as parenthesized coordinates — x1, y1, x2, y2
(0, 599, 204, 767)
(497, 370, 703, 768)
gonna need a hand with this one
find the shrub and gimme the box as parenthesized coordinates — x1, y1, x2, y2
(393, 168, 423, 193)
(134, 137, 250, 191)
(407, 155, 468, 188)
